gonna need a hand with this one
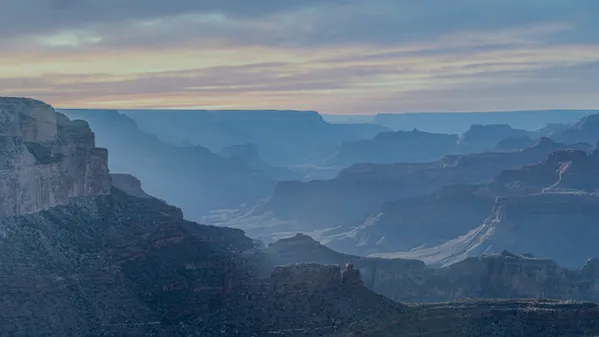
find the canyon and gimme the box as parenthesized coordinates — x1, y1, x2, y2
(3, 97, 599, 336)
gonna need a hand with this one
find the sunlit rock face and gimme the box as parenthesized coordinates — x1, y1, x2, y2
(0, 97, 110, 216)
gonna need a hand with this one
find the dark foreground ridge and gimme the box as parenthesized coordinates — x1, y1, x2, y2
(3, 188, 599, 337)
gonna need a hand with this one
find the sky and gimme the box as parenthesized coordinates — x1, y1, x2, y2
(1, 0, 598, 114)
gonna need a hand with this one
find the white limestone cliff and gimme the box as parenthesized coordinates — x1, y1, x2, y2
(0, 97, 111, 216)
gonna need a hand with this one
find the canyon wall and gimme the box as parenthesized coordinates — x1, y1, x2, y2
(0, 97, 110, 216)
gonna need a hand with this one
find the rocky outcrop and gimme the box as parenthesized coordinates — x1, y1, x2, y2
(476, 193, 599, 268)
(458, 124, 537, 153)
(0, 97, 110, 216)
(110, 173, 153, 199)
(582, 258, 599, 299)
(491, 149, 599, 194)
(269, 234, 599, 304)
(555, 113, 599, 145)
(439, 252, 589, 300)
(548, 151, 599, 191)
(268, 233, 430, 302)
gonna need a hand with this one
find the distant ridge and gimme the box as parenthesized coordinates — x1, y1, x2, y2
(372, 109, 597, 134)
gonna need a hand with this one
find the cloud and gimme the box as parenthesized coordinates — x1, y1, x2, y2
(3, 33, 599, 112)
(0, 0, 341, 38)
(1, 0, 598, 112)
(3, 0, 598, 49)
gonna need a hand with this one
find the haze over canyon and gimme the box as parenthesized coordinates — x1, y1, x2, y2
(3, 1, 599, 336)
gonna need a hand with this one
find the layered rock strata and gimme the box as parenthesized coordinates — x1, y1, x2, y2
(0, 97, 110, 216)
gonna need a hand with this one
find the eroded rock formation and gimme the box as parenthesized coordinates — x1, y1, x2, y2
(269, 234, 599, 304)
(556, 113, 599, 145)
(458, 124, 536, 153)
(110, 173, 153, 199)
(0, 97, 110, 216)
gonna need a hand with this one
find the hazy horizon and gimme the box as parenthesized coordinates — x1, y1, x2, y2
(2, 0, 598, 114)
(57, 107, 599, 116)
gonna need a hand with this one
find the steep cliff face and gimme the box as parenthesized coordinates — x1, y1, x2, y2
(0, 97, 110, 216)
(490, 149, 597, 194)
(110, 173, 153, 199)
(438, 252, 589, 300)
(582, 258, 599, 299)
(477, 193, 599, 268)
(548, 150, 599, 191)
(268, 234, 431, 302)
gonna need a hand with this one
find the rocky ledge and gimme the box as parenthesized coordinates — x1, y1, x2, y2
(0, 97, 110, 216)
(110, 173, 152, 199)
